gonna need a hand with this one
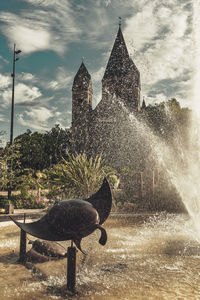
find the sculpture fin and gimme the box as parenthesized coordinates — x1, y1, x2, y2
(9, 215, 66, 241)
(96, 224, 107, 246)
(74, 239, 87, 255)
(86, 178, 112, 225)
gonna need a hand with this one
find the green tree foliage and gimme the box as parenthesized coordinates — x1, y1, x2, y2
(14, 125, 72, 170)
(15, 130, 49, 170)
(47, 152, 117, 199)
(140, 99, 191, 144)
(44, 124, 72, 166)
(12, 168, 47, 208)
(0, 130, 5, 145)
(0, 142, 21, 191)
(17, 168, 47, 200)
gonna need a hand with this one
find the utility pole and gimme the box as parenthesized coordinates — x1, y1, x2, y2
(10, 44, 22, 145)
(8, 44, 22, 199)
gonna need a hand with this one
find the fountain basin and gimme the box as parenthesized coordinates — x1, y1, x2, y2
(1, 213, 200, 299)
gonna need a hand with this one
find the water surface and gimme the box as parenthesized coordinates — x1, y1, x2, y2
(1, 213, 200, 299)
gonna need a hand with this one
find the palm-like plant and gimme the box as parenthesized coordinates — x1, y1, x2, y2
(47, 152, 117, 199)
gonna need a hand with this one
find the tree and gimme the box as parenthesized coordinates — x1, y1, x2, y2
(17, 168, 47, 204)
(44, 124, 72, 166)
(14, 125, 72, 170)
(139, 98, 191, 144)
(0, 130, 5, 146)
(15, 130, 49, 170)
(0, 142, 21, 191)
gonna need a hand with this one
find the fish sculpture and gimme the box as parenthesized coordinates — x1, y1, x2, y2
(10, 178, 112, 254)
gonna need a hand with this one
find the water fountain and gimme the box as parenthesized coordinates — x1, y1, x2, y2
(2, 212, 200, 299)
(2, 97, 200, 299)
(1, 2, 200, 299)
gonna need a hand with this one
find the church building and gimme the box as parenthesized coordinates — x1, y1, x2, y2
(71, 24, 142, 171)
(70, 24, 187, 212)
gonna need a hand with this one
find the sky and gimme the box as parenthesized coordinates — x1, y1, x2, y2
(0, 0, 196, 143)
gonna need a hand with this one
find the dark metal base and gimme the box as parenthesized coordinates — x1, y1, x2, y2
(67, 246, 77, 293)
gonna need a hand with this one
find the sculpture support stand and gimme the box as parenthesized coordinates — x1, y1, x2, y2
(67, 243, 76, 293)
(19, 214, 27, 264)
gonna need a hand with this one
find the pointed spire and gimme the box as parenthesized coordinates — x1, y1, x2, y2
(73, 61, 91, 86)
(103, 25, 132, 80)
(101, 24, 141, 112)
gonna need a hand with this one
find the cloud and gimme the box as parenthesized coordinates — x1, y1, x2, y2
(0, 1, 81, 55)
(145, 93, 167, 106)
(1, 83, 42, 107)
(0, 12, 52, 54)
(0, 74, 11, 89)
(40, 67, 74, 91)
(0, 55, 9, 64)
(18, 72, 36, 82)
(0, 114, 6, 122)
(0, 0, 131, 56)
(17, 106, 62, 131)
(191, 0, 200, 111)
(0, 0, 194, 116)
(122, 1, 192, 105)
(26, 107, 53, 122)
(17, 69, 72, 95)
(124, 3, 158, 51)
(92, 67, 105, 83)
(104, 0, 112, 6)
(2, 24, 51, 54)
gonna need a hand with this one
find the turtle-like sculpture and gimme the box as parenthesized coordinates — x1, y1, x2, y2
(26, 239, 67, 263)
(10, 178, 112, 254)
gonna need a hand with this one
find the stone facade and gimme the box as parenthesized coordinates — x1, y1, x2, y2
(72, 62, 92, 154)
(71, 25, 141, 169)
(102, 26, 140, 112)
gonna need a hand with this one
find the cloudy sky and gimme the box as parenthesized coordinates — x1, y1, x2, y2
(0, 0, 197, 143)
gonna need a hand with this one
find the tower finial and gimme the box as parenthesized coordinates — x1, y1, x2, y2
(118, 17, 122, 27)
(82, 56, 84, 63)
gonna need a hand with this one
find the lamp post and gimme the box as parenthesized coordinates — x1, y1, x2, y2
(8, 44, 22, 199)
(10, 44, 22, 145)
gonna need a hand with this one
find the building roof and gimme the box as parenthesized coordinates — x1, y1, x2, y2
(102, 26, 139, 80)
(73, 62, 91, 85)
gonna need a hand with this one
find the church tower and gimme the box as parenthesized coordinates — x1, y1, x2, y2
(102, 24, 141, 112)
(72, 62, 92, 154)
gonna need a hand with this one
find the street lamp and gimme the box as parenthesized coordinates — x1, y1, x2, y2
(8, 44, 22, 200)
(10, 44, 22, 145)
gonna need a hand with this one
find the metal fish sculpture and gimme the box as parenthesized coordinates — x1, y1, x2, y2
(10, 178, 112, 254)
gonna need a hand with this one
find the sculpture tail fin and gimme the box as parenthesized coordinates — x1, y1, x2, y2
(96, 224, 107, 246)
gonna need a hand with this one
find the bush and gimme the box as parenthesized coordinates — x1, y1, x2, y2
(46, 152, 117, 200)
(7, 194, 46, 209)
